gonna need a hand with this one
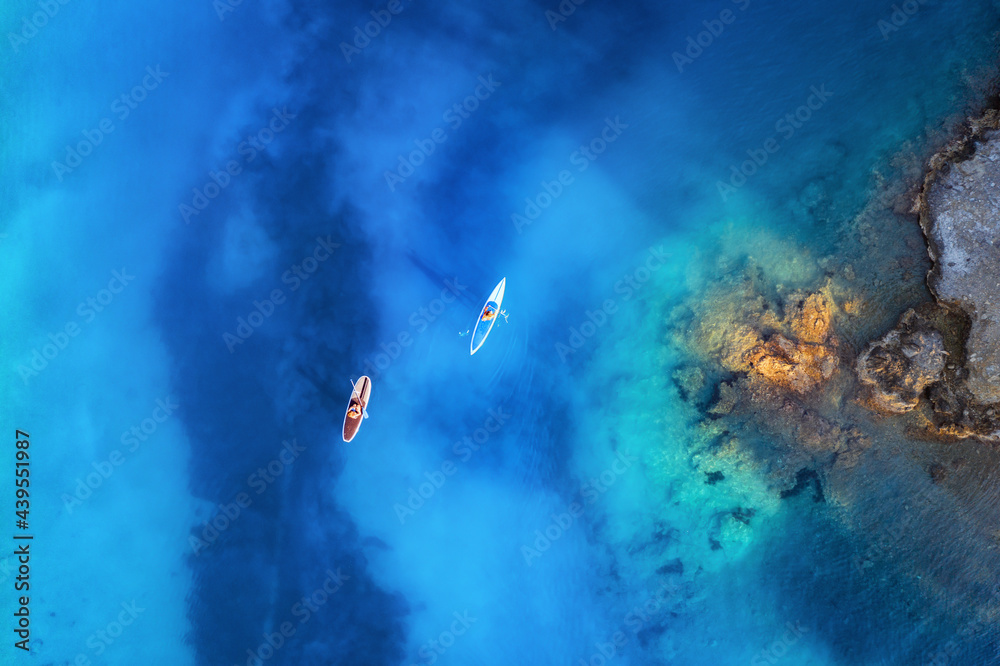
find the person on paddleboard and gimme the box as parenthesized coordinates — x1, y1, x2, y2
(347, 401, 362, 419)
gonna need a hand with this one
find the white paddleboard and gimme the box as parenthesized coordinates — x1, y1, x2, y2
(470, 278, 506, 355)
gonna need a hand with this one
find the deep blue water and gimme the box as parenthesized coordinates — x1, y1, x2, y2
(3, 0, 1000, 664)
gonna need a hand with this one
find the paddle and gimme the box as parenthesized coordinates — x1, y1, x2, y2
(460, 307, 509, 339)
(349, 378, 370, 419)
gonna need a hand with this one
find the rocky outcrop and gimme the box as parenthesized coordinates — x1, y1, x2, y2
(856, 309, 947, 413)
(742, 293, 838, 394)
(745, 334, 837, 394)
(851, 301, 1000, 440)
(926, 380, 1000, 441)
(688, 277, 840, 395)
(921, 127, 1000, 405)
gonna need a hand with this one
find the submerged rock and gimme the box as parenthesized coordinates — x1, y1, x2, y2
(745, 333, 838, 394)
(789, 292, 834, 344)
(743, 292, 839, 394)
(856, 309, 947, 413)
(672, 366, 707, 403)
(687, 276, 840, 395)
(922, 128, 1000, 404)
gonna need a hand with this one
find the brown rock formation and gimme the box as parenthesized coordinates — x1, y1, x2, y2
(789, 292, 833, 344)
(857, 309, 947, 413)
(741, 292, 839, 394)
(745, 334, 838, 394)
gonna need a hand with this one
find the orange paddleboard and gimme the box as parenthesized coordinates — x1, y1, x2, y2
(342, 376, 372, 442)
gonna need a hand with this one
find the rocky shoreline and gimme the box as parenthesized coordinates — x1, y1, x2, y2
(663, 89, 1000, 647)
(664, 105, 1000, 523)
(858, 110, 1000, 441)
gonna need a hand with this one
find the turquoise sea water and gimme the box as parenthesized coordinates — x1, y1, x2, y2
(3, 0, 1000, 664)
